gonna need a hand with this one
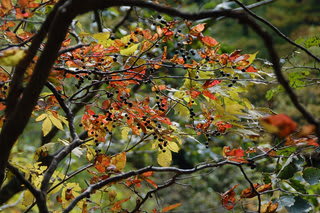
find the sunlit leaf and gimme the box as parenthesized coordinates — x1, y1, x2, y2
(35, 113, 47, 122)
(0, 48, 26, 66)
(42, 117, 52, 136)
(120, 43, 139, 55)
(48, 113, 64, 130)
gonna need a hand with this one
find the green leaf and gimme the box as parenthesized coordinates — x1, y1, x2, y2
(288, 178, 306, 193)
(286, 197, 312, 213)
(277, 157, 298, 180)
(276, 147, 297, 156)
(304, 36, 320, 48)
(303, 167, 320, 185)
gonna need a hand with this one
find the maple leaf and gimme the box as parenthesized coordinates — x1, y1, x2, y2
(221, 184, 239, 210)
(260, 114, 297, 137)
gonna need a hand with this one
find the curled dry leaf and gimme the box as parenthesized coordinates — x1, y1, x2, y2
(221, 184, 239, 210)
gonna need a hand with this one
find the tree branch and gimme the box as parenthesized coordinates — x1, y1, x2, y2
(63, 160, 238, 212)
(232, 0, 320, 62)
(7, 164, 48, 213)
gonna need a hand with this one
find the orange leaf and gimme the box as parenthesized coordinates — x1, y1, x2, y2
(256, 183, 272, 193)
(152, 85, 167, 91)
(189, 90, 201, 99)
(261, 202, 279, 213)
(246, 66, 258, 72)
(161, 203, 182, 212)
(223, 147, 245, 158)
(241, 183, 272, 198)
(190, 23, 206, 35)
(260, 114, 297, 137)
(144, 178, 158, 188)
(201, 36, 218, 47)
(202, 90, 217, 100)
(142, 171, 153, 177)
(111, 198, 130, 211)
(1, 0, 13, 13)
(221, 184, 239, 210)
(110, 152, 126, 171)
(102, 100, 111, 110)
(297, 124, 316, 137)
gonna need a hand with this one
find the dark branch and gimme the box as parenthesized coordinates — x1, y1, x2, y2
(232, 0, 320, 62)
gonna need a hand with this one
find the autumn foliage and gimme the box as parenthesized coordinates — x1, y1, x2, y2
(0, 0, 319, 212)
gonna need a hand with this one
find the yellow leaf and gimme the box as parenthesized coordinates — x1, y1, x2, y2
(174, 103, 189, 118)
(121, 127, 131, 140)
(168, 142, 180, 153)
(22, 190, 34, 207)
(35, 113, 47, 122)
(224, 97, 245, 115)
(157, 150, 172, 167)
(247, 51, 258, 65)
(91, 32, 113, 47)
(86, 146, 96, 161)
(48, 114, 64, 130)
(92, 32, 110, 41)
(111, 152, 126, 171)
(120, 43, 139, 55)
(120, 35, 131, 44)
(58, 114, 69, 127)
(0, 47, 26, 66)
(42, 118, 52, 136)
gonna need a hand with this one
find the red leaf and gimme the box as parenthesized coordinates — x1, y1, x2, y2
(223, 146, 245, 158)
(261, 114, 297, 137)
(201, 36, 219, 47)
(202, 80, 221, 89)
(246, 66, 258, 72)
(215, 121, 232, 133)
(221, 184, 239, 210)
(144, 178, 158, 188)
(189, 90, 201, 99)
(202, 90, 217, 100)
(161, 203, 182, 212)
